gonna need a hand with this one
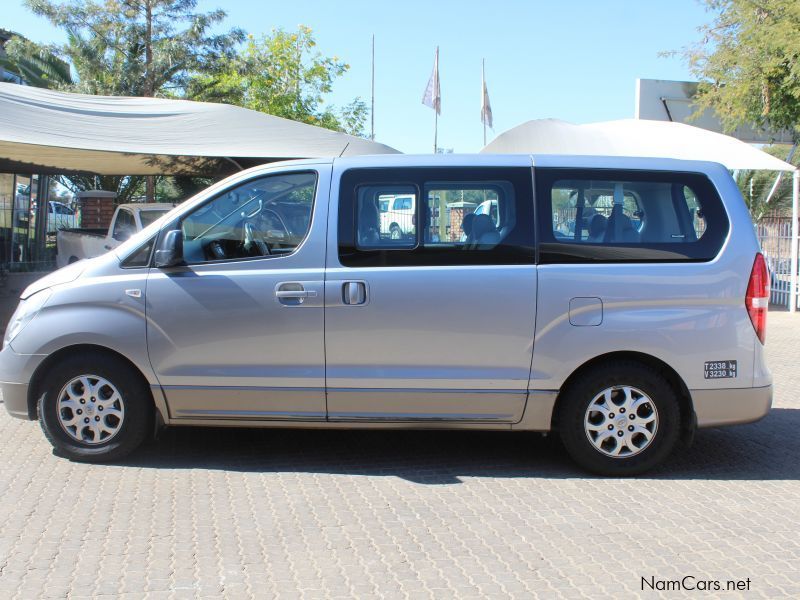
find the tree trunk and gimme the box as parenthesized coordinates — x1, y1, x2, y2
(144, 0, 154, 97)
(144, 0, 155, 202)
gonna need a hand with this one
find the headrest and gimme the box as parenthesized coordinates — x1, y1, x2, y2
(471, 214, 495, 238)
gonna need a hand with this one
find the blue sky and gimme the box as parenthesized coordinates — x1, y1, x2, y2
(5, 0, 712, 154)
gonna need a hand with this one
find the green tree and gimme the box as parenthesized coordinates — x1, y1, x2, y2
(1, 30, 73, 88)
(681, 0, 800, 141)
(25, 0, 244, 96)
(188, 27, 368, 136)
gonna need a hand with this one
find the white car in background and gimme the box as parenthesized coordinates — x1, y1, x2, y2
(46, 201, 78, 233)
(56, 203, 173, 268)
(379, 195, 415, 239)
(474, 199, 499, 225)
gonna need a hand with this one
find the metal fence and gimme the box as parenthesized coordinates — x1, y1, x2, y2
(756, 214, 799, 309)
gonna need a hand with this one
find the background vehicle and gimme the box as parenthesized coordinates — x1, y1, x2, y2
(46, 201, 78, 233)
(378, 194, 415, 239)
(0, 155, 771, 475)
(56, 203, 172, 267)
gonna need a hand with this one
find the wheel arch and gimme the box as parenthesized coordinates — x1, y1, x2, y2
(27, 344, 158, 421)
(550, 350, 696, 442)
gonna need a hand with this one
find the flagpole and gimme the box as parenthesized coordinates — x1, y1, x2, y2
(423, 46, 440, 153)
(370, 34, 375, 140)
(482, 59, 486, 147)
(434, 46, 439, 153)
(434, 111, 438, 153)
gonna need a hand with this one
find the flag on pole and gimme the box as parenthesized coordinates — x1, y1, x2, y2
(422, 47, 441, 115)
(481, 62, 493, 129)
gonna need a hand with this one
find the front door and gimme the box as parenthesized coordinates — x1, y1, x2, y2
(146, 167, 330, 420)
(324, 164, 537, 422)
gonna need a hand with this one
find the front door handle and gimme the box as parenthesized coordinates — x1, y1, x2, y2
(276, 282, 318, 305)
(275, 289, 316, 299)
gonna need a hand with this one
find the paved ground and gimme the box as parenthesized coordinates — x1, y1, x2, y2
(0, 311, 798, 599)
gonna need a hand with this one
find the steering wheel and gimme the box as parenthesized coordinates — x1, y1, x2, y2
(261, 208, 292, 241)
(243, 221, 270, 256)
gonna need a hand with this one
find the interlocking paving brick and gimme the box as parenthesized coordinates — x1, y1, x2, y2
(0, 310, 798, 598)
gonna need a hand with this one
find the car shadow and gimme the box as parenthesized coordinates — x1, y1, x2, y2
(118, 408, 800, 483)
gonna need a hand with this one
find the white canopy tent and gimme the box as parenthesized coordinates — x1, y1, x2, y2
(0, 83, 399, 175)
(482, 118, 799, 312)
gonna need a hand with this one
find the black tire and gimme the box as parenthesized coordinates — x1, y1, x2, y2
(390, 224, 402, 240)
(38, 352, 153, 462)
(556, 360, 680, 476)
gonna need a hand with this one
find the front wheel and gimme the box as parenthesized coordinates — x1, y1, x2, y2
(556, 361, 681, 476)
(38, 353, 153, 462)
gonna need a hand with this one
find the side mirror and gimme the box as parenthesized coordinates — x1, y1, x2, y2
(154, 229, 184, 268)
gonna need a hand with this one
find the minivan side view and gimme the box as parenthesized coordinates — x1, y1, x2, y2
(0, 154, 772, 475)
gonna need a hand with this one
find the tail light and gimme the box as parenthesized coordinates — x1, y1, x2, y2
(745, 253, 769, 344)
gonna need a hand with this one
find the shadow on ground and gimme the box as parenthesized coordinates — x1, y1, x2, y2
(114, 408, 800, 483)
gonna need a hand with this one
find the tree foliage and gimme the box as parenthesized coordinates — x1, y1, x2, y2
(188, 27, 368, 136)
(25, 0, 244, 96)
(1, 32, 73, 88)
(681, 0, 800, 141)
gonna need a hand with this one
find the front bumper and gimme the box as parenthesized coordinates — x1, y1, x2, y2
(0, 345, 46, 420)
(693, 385, 773, 428)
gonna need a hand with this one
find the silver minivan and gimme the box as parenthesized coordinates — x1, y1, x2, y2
(0, 155, 772, 475)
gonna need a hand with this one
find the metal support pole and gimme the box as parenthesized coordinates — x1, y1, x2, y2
(766, 145, 797, 205)
(790, 169, 799, 313)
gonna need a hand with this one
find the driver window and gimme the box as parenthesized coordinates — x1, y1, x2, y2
(180, 172, 317, 264)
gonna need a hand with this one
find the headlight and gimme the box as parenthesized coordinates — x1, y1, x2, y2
(3, 289, 52, 350)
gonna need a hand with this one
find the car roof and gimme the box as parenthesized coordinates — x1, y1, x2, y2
(259, 153, 726, 174)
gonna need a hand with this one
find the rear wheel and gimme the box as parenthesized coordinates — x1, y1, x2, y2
(390, 224, 402, 240)
(557, 361, 680, 476)
(38, 353, 153, 462)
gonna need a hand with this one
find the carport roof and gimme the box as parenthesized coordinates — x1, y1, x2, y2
(0, 83, 399, 175)
(482, 118, 796, 172)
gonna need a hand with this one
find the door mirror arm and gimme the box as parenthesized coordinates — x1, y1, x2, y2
(154, 229, 185, 268)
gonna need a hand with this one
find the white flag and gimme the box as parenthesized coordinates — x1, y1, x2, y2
(422, 47, 441, 115)
(481, 67, 493, 129)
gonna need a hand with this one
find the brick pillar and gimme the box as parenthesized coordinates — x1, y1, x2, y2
(76, 190, 117, 230)
(447, 202, 477, 241)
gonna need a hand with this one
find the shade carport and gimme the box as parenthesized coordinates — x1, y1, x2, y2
(0, 82, 399, 175)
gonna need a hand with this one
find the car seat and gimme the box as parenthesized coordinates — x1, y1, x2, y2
(468, 214, 501, 249)
(358, 199, 380, 246)
(587, 214, 607, 243)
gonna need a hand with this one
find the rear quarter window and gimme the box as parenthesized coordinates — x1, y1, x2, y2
(537, 168, 729, 263)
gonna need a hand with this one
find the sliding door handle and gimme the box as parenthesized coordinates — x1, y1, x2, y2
(342, 281, 367, 305)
